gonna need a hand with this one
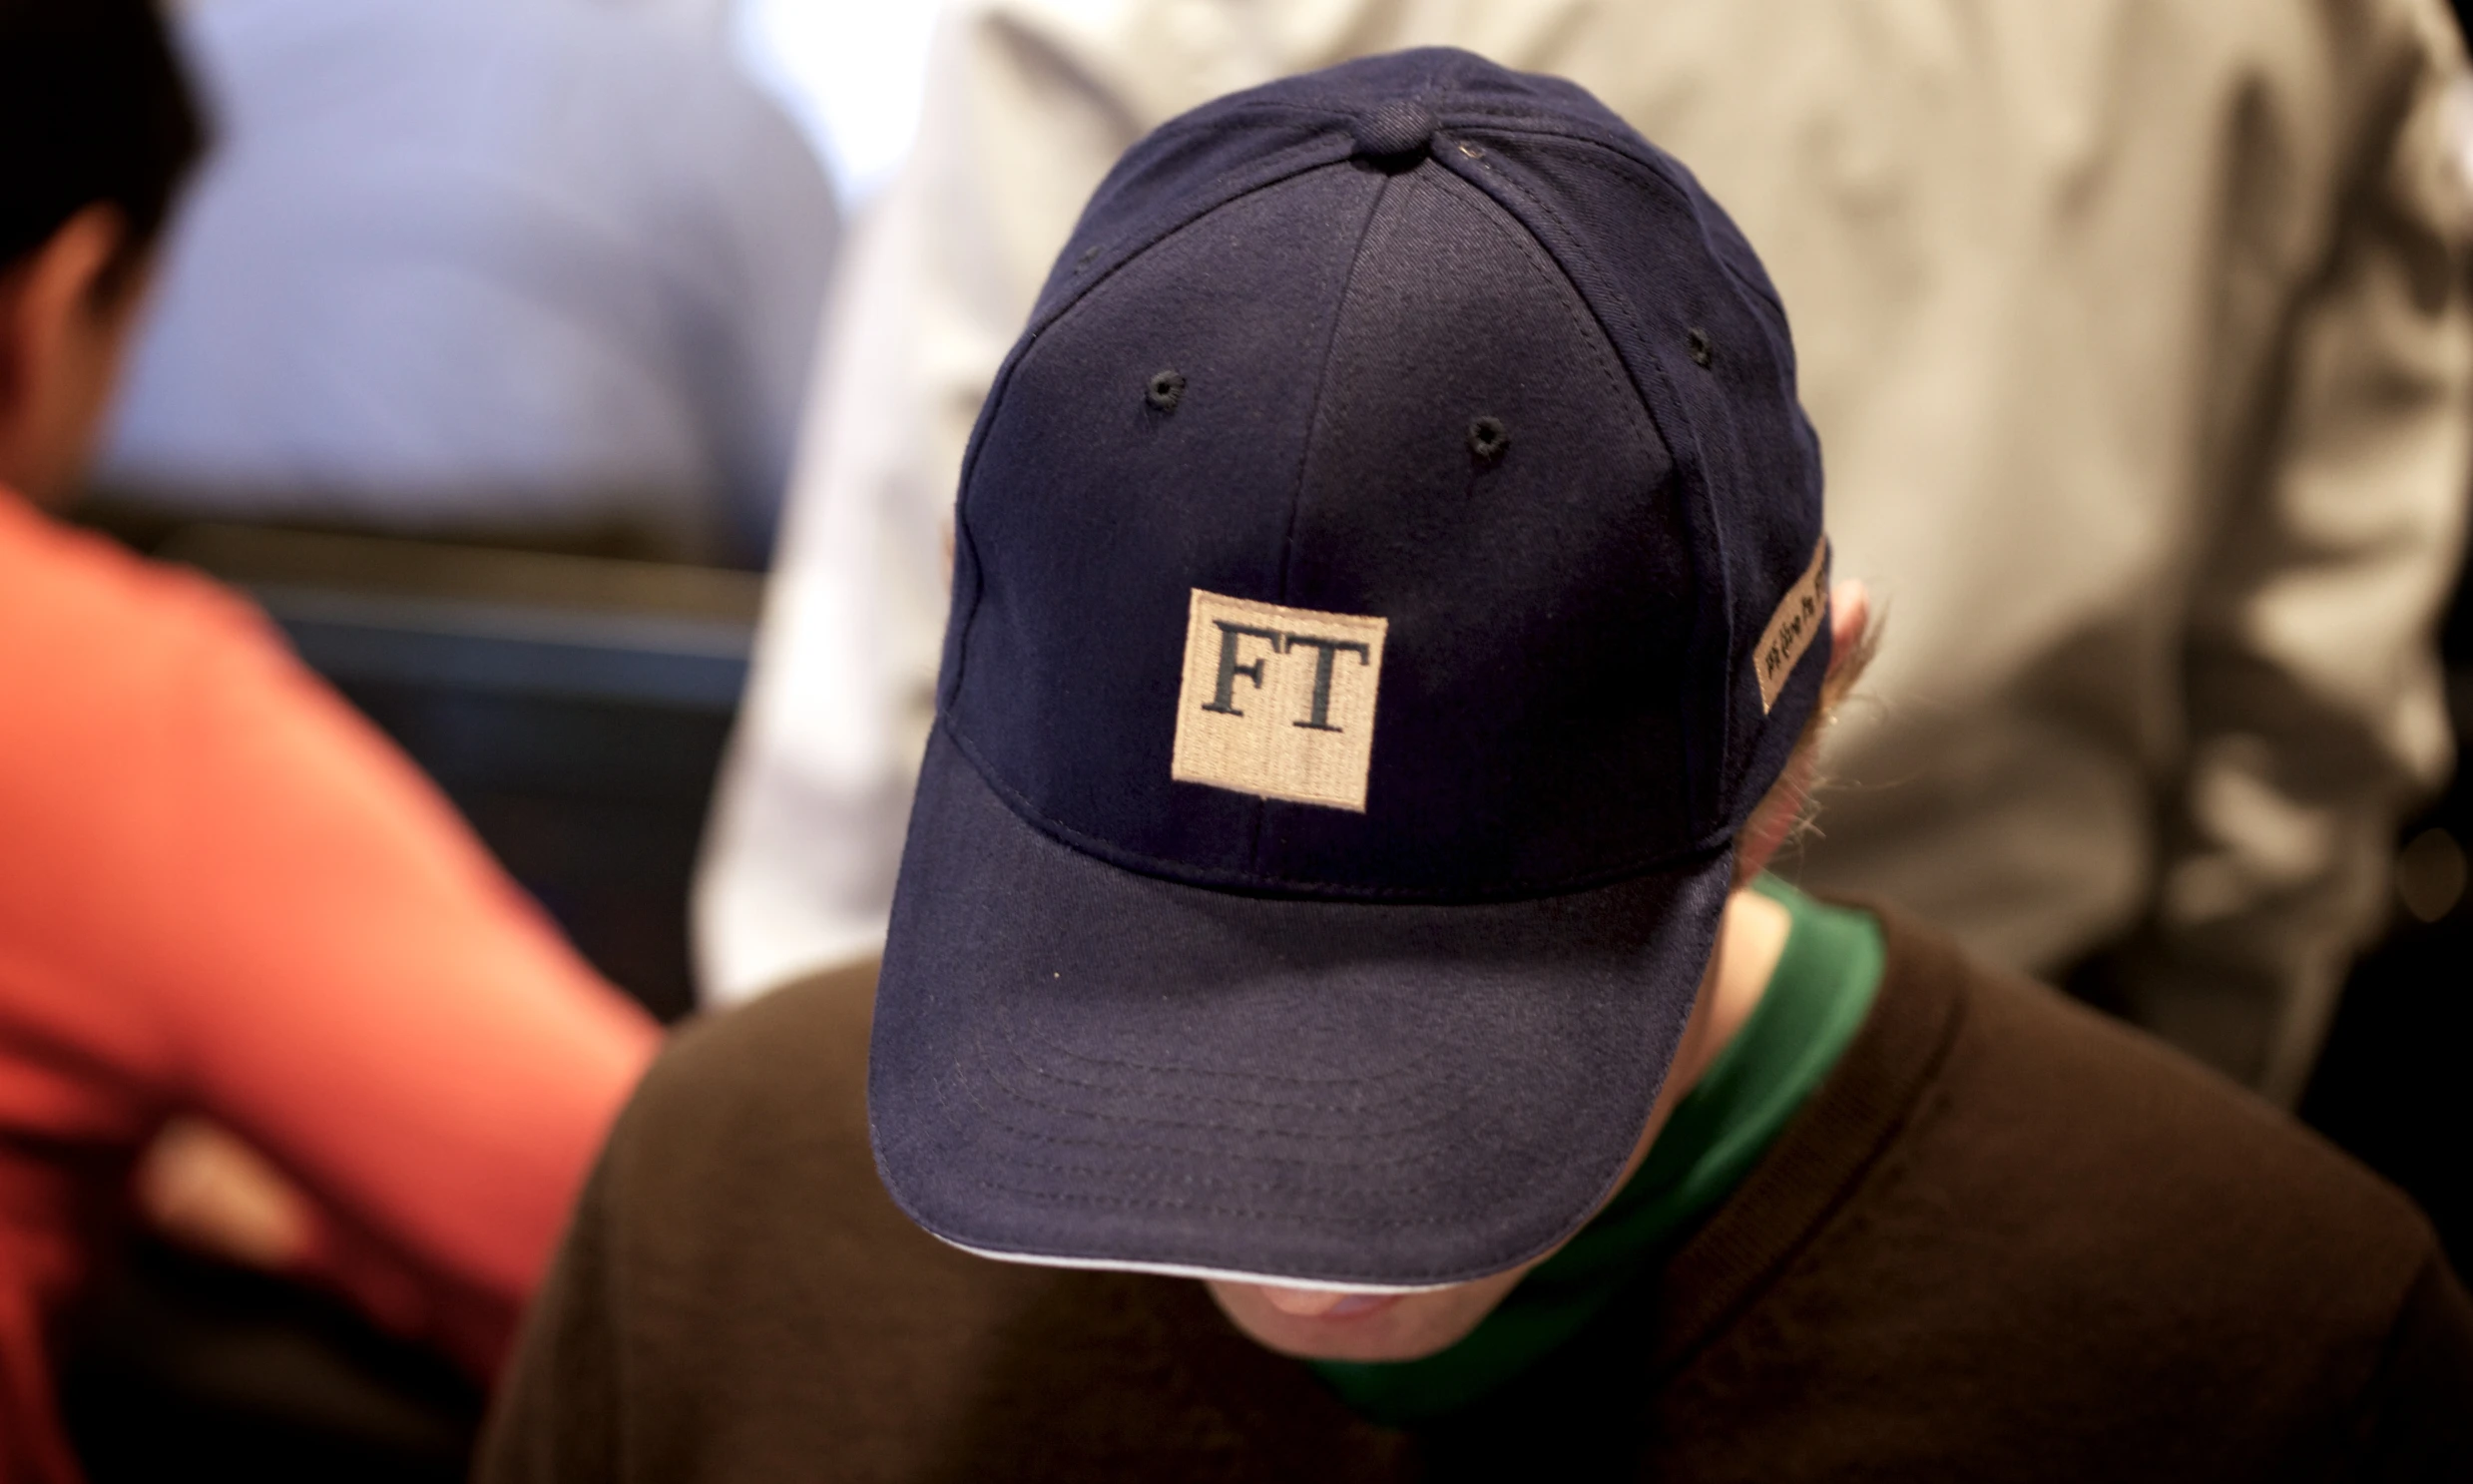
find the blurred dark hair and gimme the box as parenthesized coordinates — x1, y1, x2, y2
(0, 0, 205, 293)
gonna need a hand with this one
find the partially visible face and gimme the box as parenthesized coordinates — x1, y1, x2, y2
(1206, 1231, 1583, 1363)
(1205, 943, 1725, 1363)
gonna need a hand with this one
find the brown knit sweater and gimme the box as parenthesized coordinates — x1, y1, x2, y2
(478, 908, 2473, 1481)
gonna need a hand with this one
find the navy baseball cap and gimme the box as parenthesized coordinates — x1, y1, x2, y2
(870, 49, 1831, 1290)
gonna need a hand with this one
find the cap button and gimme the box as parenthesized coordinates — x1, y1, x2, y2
(1352, 101, 1436, 163)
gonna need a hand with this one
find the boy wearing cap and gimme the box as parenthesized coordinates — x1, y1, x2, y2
(481, 52, 2473, 1481)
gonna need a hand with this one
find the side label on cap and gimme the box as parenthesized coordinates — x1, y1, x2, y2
(1171, 589, 1388, 812)
(1755, 538, 1829, 714)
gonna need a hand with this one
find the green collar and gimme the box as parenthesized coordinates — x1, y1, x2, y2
(1307, 875, 1883, 1426)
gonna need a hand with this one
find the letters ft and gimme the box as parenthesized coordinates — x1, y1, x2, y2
(1203, 621, 1369, 733)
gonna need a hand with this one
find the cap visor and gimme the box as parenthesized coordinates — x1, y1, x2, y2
(869, 728, 1731, 1288)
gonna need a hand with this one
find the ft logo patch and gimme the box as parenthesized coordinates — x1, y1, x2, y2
(1172, 589, 1388, 812)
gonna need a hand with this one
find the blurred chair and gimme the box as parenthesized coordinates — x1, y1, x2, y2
(145, 521, 763, 1023)
(95, 0, 836, 569)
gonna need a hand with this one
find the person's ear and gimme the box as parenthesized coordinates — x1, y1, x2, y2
(1823, 579, 1869, 687)
(0, 205, 138, 506)
(0, 206, 124, 416)
(1732, 579, 1871, 885)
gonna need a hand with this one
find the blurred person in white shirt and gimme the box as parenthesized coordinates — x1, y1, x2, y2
(702, 0, 2473, 1101)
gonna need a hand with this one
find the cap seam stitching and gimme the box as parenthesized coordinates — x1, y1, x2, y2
(969, 1062, 1477, 1153)
(992, 1023, 1451, 1116)
(1002, 1010, 1448, 1094)
(1250, 167, 1397, 875)
(1445, 118, 1792, 321)
(1417, 167, 1658, 482)
(942, 133, 1358, 717)
(1437, 135, 1738, 841)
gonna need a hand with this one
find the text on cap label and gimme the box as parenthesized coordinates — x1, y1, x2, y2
(1754, 538, 1830, 714)
(1171, 589, 1388, 811)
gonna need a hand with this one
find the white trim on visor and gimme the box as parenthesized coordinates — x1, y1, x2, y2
(928, 1232, 1460, 1295)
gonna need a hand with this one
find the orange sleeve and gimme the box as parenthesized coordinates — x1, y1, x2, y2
(124, 581, 661, 1374)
